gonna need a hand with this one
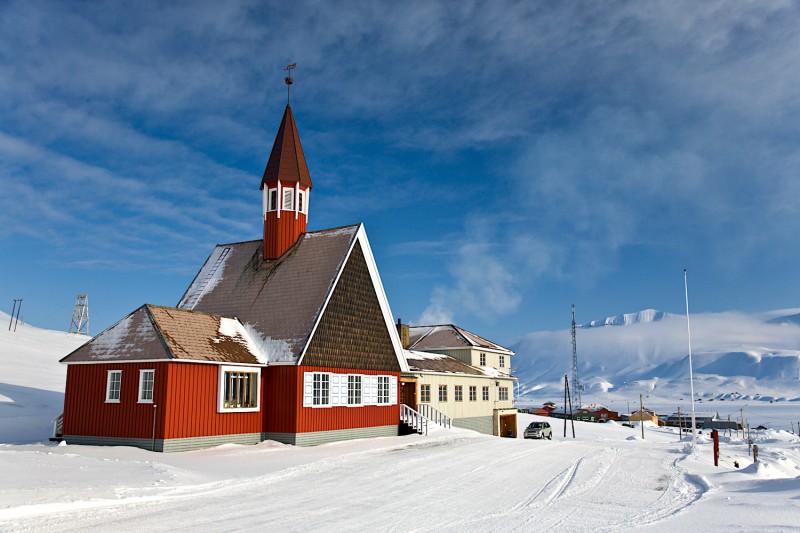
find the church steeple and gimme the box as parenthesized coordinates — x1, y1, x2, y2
(261, 104, 313, 260)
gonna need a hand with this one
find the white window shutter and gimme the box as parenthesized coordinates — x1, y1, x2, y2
(390, 376, 398, 405)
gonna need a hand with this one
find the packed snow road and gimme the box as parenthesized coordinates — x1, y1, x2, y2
(0, 423, 704, 532)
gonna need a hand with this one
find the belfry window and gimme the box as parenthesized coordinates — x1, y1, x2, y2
(268, 189, 278, 211)
(282, 188, 294, 210)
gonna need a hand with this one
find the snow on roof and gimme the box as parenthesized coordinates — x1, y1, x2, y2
(177, 225, 359, 359)
(408, 324, 514, 355)
(403, 349, 504, 377)
(178, 244, 232, 311)
(63, 306, 267, 365)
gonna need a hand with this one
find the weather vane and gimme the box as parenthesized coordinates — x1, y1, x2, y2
(284, 62, 296, 105)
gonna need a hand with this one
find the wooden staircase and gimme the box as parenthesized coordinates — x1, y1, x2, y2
(400, 404, 428, 435)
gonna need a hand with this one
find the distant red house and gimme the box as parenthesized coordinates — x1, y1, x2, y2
(60, 103, 408, 451)
(588, 406, 620, 422)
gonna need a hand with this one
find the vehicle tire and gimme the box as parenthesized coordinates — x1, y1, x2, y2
(547, 433, 552, 440)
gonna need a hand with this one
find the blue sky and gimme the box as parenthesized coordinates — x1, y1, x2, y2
(1, 1, 799, 346)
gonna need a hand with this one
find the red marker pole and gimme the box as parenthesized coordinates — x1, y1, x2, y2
(712, 429, 719, 466)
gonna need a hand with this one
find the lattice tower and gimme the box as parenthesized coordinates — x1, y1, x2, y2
(68, 294, 89, 335)
(571, 304, 582, 409)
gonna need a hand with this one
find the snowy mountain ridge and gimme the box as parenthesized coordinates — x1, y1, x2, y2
(513, 308, 800, 403)
(579, 308, 682, 328)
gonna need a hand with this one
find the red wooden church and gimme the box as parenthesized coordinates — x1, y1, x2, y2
(60, 103, 408, 451)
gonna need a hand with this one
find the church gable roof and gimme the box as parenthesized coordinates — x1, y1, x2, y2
(177, 224, 407, 371)
(60, 305, 264, 364)
(178, 225, 359, 361)
(261, 105, 312, 189)
(408, 324, 514, 355)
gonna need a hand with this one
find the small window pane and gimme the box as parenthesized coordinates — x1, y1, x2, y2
(106, 371, 122, 402)
(139, 370, 154, 402)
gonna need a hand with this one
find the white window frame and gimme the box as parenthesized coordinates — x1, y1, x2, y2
(377, 376, 390, 404)
(499, 355, 505, 368)
(302, 372, 396, 408)
(282, 187, 294, 211)
(479, 353, 486, 366)
(106, 370, 122, 403)
(455, 385, 463, 402)
(138, 369, 155, 403)
(217, 365, 261, 413)
(268, 188, 278, 212)
(348, 375, 363, 406)
(469, 385, 477, 402)
(298, 190, 305, 214)
(438, 384, 447, 402)
(482, 386, 490, 401)
(311, 372, 331, 407)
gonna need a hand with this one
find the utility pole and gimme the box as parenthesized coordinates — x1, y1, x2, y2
(8, 299, 19, 331)
(13, 299, 22, 332)
(563, 374, 575, 438)
(740, 408, 745, 440)
(678, 406, 682, 441)
(571, 305, 582, 410)
(640, 393, 645, 439)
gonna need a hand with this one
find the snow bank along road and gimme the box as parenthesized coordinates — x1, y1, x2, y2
(0, 419, 722, 533)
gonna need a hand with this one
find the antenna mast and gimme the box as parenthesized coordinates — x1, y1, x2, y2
(571, 304, 582, 409)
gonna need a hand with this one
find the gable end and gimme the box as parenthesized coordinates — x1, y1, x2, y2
(301, 243, 400, 371)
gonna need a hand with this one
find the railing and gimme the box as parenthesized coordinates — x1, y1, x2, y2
(417, 403, 452, 429)
(52, 413, 63, 438)
(400, 404, 428, 435)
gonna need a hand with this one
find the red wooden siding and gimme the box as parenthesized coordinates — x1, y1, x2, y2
(63, 362, 169, 439)
(162, 362, 261, 439)
(264, 365, 400, 434)
(263, 209, 307, 259)
(63, 362, 263, 440)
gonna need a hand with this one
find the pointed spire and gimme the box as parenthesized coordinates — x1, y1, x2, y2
(260, 105, 313, 190)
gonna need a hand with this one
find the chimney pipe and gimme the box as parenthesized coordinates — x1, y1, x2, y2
(396, 318, 410, 350)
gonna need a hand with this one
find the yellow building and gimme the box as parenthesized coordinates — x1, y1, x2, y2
(396, 321, 517, 437)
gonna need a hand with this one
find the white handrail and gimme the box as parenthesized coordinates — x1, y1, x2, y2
(417, 403, 451, 429)
(52, 413, 64, 438)
(400, 404, 428, 435)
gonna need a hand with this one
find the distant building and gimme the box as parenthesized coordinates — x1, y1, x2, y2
(397, 322, 517, 437)
(628, 409, 659, 424)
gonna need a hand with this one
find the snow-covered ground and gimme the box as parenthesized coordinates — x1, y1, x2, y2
(1, 314, 799, 531)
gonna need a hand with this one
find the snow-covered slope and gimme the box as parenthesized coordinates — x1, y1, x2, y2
(514, 309, 800, 403)
(0, 312, 89, 443)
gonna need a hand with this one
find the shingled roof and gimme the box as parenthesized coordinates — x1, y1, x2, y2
(61, 305, 264, 364)
(261, 105, 312, 189)
(176, 224, 406, 370)
(403, 350, 487, 376)
(408, 324, 514, 355)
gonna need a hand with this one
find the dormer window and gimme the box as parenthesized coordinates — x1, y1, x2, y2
(282, 188, 294, 210)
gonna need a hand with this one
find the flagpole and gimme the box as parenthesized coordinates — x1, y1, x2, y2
(684, 269, 697, 444)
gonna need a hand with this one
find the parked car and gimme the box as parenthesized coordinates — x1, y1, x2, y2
(524, 421, 552, 440)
